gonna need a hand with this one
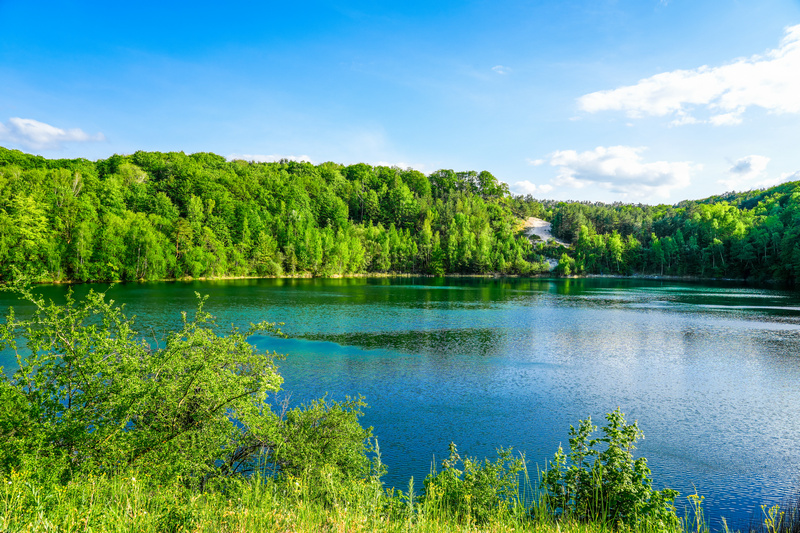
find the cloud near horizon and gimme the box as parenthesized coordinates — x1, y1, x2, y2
(718, 154, 798, 190)
(510, 180, 553, 196)
(546, 145, 697, 198)
(578, 24, 800, 126)
(0, 117, 105, 150)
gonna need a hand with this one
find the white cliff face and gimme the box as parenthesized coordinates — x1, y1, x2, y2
(523, 217, 570, 247)
(523, 217, 569, 272)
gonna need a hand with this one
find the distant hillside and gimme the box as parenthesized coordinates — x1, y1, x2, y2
(2, 146, 797, 284)
(0, 147, 549, 282)
(533, 180, 800, 282)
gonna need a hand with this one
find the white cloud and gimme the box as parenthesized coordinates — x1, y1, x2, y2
(729, 154, 770, 177)
(228, 153, 313, 163)
(708, 108, 745, 126)
(578, 24, 800, 125)
(0, 117, 104, 150)
(492, 65, 511, 75)
(669, 112, 701, 126)
(719, 154, 790, 189)
(526, 158, 545, 166)
(546, 145, 697, 198)
(777, 170, 800, 185)
(510, 180, 553, 196)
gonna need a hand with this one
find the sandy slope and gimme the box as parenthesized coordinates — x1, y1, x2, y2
(523, 217, 570, 246)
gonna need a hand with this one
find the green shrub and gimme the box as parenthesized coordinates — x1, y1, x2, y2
(422, 442, 526, 525)
(541, 408, 679, 529)
(0, 284, 380, 490)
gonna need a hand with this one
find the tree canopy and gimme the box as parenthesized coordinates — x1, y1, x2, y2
(3, 145, 799, 283)
(0, 283, 376, 487)
(0, 147, 546, 282)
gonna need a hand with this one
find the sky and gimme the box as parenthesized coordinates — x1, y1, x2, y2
(1, 0, 799, 205)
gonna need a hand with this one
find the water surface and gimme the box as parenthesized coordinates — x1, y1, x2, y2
(2, 277, 799, 529)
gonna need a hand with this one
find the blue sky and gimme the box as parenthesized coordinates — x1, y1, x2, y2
(1, 0, 799, 204)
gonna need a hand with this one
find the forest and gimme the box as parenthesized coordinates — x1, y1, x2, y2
(0, 147, 547, 282)
(542, 183, 800, 282)
(1, 145, 800, 284)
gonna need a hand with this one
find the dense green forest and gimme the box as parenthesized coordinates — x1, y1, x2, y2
(0, 147, 548, 282)
(2, 145, 800, 284)
(543, 183, 800, 282)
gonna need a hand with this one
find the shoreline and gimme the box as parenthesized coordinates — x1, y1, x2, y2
(6, 270, 777, 288)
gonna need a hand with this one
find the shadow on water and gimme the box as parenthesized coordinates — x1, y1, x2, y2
(299, 328, 504, 357)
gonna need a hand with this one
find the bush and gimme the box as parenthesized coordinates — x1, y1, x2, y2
(422, 442, 526, 525)
(540, 408, 679, 529)
(0, 284, 380, 489)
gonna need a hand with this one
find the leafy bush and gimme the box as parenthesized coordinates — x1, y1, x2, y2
(0, 284, 379, 489)
(272, 396, 378, 479)
(540, 408, 679, 529)
(422, 442, 526, 525)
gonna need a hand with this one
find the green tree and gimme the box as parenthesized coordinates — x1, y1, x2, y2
(541, 409, 679, 529)
(6, 194, 51, 278)
(607, 231, 623, 272)
(0, 286, 282, 481)
(0, 285, 379, 488)
(555, 253, 575, 276)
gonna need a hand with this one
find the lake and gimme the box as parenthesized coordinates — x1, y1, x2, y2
(2, 276, 799, 529)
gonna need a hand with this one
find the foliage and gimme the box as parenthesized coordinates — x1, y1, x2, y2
(555, 252, 576, 276)
(0, 466, 685, 533)
(0, 284, 378, 489)
(527, 180, 800, 283)
(422, 442, 527, 525)
(261, 396, 384, 509)
(6, 145, 800, 282)
(273, 396, 378, 479)
(0, 147, 542, 281)
(540, 408, 680, 529)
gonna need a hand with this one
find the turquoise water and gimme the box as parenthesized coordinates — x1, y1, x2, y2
(2, 277, 800, 529)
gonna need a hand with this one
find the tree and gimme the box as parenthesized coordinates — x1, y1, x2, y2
(0, 285, 378, 487)
(0, 285, 283, 481)
(541, 409, 679, 529)
(555, 253, 575, 276)
(607, 231, 623, 272)
(6, 194, 51, 278)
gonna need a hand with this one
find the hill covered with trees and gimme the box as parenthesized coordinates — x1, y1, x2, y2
(2, 146, 799, 285)
(0, 147, 547, 282)
(538, 182, 800, 282)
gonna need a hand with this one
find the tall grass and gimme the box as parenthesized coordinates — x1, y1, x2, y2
(747, 496, 800, 533)
(0, 465, 724, 533)
(0, 459, 786, 532)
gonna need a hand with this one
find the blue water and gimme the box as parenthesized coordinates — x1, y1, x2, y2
(2, 277, 799, 529)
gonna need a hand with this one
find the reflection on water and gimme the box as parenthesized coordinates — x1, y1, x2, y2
(1, 276, 800, 530)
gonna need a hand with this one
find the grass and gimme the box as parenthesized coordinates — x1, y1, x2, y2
(0, 466, 721, 533)
(747, 497, 800, 533)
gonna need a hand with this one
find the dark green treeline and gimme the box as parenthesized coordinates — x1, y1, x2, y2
(543, 184, 800, 282)
(4, 146, 799, 284)
(0, 147, 548, 282)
